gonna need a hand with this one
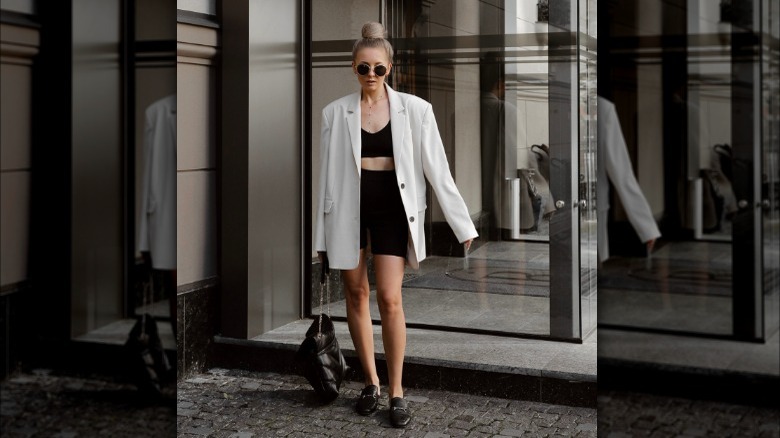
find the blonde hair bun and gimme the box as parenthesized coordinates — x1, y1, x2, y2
(362, 21, 386, 39)
(353, 21, 393, 61)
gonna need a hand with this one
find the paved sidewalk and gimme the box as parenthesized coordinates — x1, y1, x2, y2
(0, 370, 176, 437)
(177, 369, 598, 437)
(5, 368, 774, 437)
(598, 390, 779, 437)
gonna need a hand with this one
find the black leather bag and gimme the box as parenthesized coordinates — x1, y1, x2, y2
(295, 257, 348, 402)
(125, 312, 171, 396)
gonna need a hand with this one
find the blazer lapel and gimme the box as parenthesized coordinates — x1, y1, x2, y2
(387, 86, 407, 164)
(345, 92, 362, 174)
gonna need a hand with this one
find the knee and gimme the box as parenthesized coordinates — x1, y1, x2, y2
(377, 291, 402, 315)
(344, 283, 369, 306)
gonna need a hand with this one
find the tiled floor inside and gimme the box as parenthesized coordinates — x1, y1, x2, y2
(600, 241, 733, 334)
(598, 238, 779, 377)
(599, 239, 779, 337)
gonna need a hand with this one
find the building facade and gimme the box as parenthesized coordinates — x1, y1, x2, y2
(1, 0, 777, 405)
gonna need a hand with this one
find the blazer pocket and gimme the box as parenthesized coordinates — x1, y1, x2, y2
(324, 198, 334, 213)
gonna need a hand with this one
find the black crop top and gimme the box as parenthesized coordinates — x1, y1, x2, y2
(361, 122, 393, 158)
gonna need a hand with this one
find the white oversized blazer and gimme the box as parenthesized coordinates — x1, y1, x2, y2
(315, 85, 478, 270)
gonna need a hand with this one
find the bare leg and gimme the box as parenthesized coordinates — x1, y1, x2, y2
(342, 249, 380, 389)
(373, 255, 406, 399)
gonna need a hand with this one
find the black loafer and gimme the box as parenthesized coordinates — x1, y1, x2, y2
(389, 397, 411, 428)
(356, 385, 379, 415)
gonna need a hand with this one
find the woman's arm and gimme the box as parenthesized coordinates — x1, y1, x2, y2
(419, 104, 479, 244)
(601, 100, 661, 244)
(314, 108, 331, 253)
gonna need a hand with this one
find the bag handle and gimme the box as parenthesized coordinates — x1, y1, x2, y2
(318, 255, 331, 336)
(141, 270, 153, 338)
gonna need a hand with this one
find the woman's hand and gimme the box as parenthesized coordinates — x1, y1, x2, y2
(464, 239, 473, 252)
(318, 251, 326, 263)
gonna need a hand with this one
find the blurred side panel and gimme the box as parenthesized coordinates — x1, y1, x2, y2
(176, 4, 219, 377)
(0, 3, 38, 379)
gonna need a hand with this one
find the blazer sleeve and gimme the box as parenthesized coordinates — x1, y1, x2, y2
(419, 103, 479, 243)
(314, 108, 331, 252)
(602, 101, 661, 243)
(137, 107, 154, 252)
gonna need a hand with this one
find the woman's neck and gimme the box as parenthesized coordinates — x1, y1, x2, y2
(362, 86, 386, 105)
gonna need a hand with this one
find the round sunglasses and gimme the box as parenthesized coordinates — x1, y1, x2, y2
(356, 63, 388, 77)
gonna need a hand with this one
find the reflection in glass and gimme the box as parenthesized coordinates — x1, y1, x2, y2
(132, 4, 177, 339)
(598, 0, 779, 340)
(761, 0, 780, 337)
(137, 94, 177, 327)
(580, 0, 598, 338)
(71, 0, 177, 354)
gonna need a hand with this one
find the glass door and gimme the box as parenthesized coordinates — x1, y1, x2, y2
(131, 0, 176, 325)
(598, 0, 779, 341)
(760, 0, 779, 338)
(309, 0, 596, 341)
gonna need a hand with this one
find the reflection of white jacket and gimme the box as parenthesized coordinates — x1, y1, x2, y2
(315, 85, 478, 270)
(138, 95, 176, 270)
(598, 97, 661, 261)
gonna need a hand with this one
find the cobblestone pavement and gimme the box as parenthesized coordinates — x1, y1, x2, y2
(1, 369, 176, 437)
(6, 368, 775, 437)
(177, 368, 597, 437)
(598, 390, 779, 437)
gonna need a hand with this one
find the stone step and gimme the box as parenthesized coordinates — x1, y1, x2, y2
(211, 319, 597, 408)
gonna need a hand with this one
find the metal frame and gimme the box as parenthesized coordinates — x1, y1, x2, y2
(730, 1, 764, 341)
(599, 323, 766, 343)
(122, 0, 135, 319)
(302, 0, 313, 319)
(328, 316, 583, 343)
(548, 0, 582, 340)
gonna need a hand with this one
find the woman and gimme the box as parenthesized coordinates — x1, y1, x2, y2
(314, 21, 477, 428)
